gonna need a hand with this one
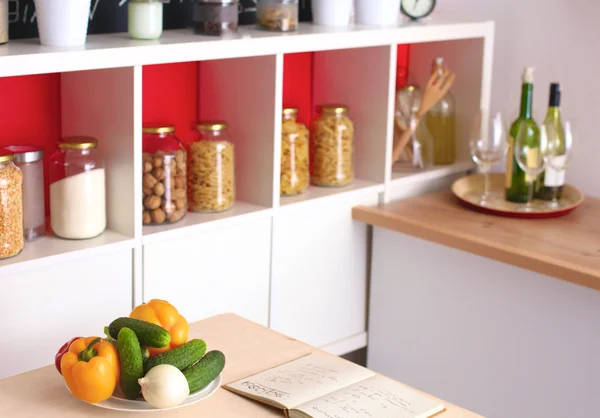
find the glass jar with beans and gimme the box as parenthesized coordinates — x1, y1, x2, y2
(142, 126, 188, 226)
(193, 0, 239, 36)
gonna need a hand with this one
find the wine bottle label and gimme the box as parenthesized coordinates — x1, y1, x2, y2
(525, 147, 540, 183)
(505, 136, 514, 188)
(544, 156, 567, 187)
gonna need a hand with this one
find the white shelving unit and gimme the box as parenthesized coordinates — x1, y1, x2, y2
(0, 18, 494, 378)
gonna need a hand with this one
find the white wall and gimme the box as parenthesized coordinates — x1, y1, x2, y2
(435, 2, 599, 197)
(368, 228, 600, 418)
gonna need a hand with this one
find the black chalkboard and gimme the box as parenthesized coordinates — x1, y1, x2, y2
(8, 0, 312, 40)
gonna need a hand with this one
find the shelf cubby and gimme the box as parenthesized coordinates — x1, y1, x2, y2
(0, 69, 136, 273)
(141, 56, 277, 239)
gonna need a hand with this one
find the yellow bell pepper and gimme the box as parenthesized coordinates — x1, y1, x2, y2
(130, 299, 189, 356)
(61, 337, 120, 403)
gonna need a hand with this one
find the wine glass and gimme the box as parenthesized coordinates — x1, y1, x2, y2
(514, 121, 545, 212)
(541, 121, 574, 208)
(469, 111, 507, 205)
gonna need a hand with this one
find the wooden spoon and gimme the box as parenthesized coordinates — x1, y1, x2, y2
(391, 69, 456, 164)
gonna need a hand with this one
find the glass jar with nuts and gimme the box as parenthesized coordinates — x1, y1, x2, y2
(257, 0, 298, 32)
(0, 150, 24, 260)
(281, 108, 309, 196)
(311, 105, 355, 187)
(187, 121, 235, 213)
(142, 126, 188, 226)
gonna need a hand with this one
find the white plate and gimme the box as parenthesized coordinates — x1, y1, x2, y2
(69, 374, 222, 412)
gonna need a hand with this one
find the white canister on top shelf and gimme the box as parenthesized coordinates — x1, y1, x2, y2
(311, 0, 353, 27)
(128, 0, 164, 40)
(33, 0, 91, 47)
(354, 0, 401, 26)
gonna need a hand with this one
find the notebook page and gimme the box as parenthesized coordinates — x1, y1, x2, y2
(225, 352, 375, 409)
(292, 375, 444, 418)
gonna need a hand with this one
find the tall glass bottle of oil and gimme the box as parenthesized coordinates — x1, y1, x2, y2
(426, 57, 456, 165)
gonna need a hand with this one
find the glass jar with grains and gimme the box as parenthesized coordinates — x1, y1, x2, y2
(280, 108, 309, 196)
(187, 121, 235, 213)
(311, 105, 354, 187)
(257, 0, 298, 32)
(193, 0, 239, 36)
(49, 137, 107, 240)
(0, 150, 24, 259)
(142, 126, 187, 226)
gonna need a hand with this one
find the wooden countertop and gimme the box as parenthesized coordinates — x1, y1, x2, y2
(0, 313, 480, 418)
(354, 191, 600, 291)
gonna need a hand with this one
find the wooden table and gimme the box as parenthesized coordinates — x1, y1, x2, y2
(0, 313, 480, 417)
(353, 191, 600, 291)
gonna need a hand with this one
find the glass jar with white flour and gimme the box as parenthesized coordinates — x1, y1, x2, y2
(49, 137, 107, 240)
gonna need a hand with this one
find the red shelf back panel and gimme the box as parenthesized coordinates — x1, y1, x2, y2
(396, 44, 410, 89)
(142, 62, 199, 144)
(283, 52, 313, 126)
(0, 73, 62, 215)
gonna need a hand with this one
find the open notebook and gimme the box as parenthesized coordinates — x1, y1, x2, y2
(224, 352, 444, 418)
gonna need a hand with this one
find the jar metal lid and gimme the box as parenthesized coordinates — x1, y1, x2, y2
(143, 126, 176, 134)
(282, 108, 299, 116)
(195, 0, 238, 4)
(59, 136, 99, 150)
(196, 121, 228, 131)
(319, 105, 349, 114)
(4, 145, 44, 163)
(0, 149, 14, 163)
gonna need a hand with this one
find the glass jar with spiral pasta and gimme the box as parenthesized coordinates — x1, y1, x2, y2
(187, 121, 235, 213)
(280, 108, 309, 196)
(142, 126, 188, 226)
(310, 105, 354, 187)
(257, 0, 298, 31)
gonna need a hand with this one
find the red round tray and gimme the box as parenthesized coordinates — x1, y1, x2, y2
(451, 173, 584, 219)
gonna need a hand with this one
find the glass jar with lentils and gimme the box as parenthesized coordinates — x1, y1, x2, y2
(0, 150, 24, 259)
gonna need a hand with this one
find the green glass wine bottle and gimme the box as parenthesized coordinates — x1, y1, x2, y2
(505, 67, 540, 202)
(536, 83, 566, 200)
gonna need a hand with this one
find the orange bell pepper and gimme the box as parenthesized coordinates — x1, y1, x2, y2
(130, 299, 189, 356)
(61, 337, 120, 403)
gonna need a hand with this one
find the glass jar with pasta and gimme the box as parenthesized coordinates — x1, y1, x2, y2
(310, 105, 354, 187)
(281, 108, 309, 196)
(187, 121, 235, 212)
(142, 126, 188, 226)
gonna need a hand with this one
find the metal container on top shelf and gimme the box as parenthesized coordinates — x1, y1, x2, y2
(193, 0, 239, 36)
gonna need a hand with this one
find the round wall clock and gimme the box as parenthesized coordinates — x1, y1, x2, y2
(401, 0, 436, 20)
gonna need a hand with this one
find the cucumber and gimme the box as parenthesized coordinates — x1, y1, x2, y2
(108, 317, 171, 348)
(183, 350, 225, 393)
(144, 339, 207, 374)
(117, 327, 144, 400)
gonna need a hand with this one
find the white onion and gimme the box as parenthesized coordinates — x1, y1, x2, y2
(138, 365, 190, 409)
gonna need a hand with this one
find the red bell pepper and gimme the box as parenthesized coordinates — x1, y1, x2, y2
(55, 336, 82, 375)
